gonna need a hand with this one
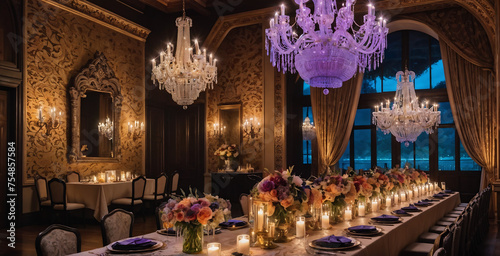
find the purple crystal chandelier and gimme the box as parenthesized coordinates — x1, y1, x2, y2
(266, 0, 389, 94)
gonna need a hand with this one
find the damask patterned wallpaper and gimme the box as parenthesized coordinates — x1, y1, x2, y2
(25, 0, 145, 182)
(206, 24, 264, 172)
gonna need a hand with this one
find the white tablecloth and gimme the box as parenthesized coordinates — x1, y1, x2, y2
(71, 192, 460, 255)
(66, 179, 155, 221)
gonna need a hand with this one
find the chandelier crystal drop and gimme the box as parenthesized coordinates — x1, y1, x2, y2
(151, 0, 217, 109)
(98, 117, 113, 140)
(302, 116, 316, 140)
(372, 69, 441, 147)
(266, 0, 389, 95)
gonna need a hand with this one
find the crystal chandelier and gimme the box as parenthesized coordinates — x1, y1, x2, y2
(151, 0, 217, 109)
(302, 116, 316, 140)
(98, 117, 113, 140)
(266, 0, 388, 95)
(372, 69, 441, 147)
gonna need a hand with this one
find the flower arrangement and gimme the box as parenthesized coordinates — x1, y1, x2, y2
(251, 168, 308, 225)
(214, 144, 239, 161)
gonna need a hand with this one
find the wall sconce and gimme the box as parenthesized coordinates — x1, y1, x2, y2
(128, 121, 144, 138)
(212, 122, 226, 140)
(243, 117, 261, 139)
(302, 116, 316, 141)
(98, 117, 113, 140)
(37, 105, 62, 136)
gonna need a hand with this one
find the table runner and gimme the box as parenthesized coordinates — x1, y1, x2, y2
(71, 192, 460, 255)
(66, 179, 155, 221)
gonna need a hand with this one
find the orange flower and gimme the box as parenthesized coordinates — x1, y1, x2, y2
(175, 211, 185, 222)
(280, 195, 294, 209)
(197, 207, 213, 225)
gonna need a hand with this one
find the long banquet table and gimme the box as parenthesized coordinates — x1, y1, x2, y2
(66, 179, 155, 221)
(71, 192, 460, 255)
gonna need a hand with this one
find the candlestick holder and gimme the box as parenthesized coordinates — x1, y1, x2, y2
(36, 105, 62, 136)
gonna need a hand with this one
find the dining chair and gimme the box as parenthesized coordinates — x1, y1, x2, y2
(170, 171, 179, 195)
(66, 171, 80, 183)
(34, 176, 52, 215)
(111, 176, 146, 221)
(35, 224, 81, 256)
(239, 193, 249, 217)
(47, 178, 86, 225)
(143, 173, 167, 206)
(432, 248, 445, 256)
(100, 209, 134, 246)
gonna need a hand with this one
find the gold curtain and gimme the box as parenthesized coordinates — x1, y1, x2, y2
(310, 74, 363, 175)
(441, 42, 497, 188)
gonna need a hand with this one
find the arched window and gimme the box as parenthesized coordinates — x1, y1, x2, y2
(335, 30, 480, 172)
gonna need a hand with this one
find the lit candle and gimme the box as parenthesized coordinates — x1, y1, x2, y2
(93, 175, 97, 183)
(368, 4, 374, 16)
(296, 216, 305, 238)
(274, 12, 278, 24)
(160, 51, 164, 64)
(213, 59, 217, 66)
(344, 206, 352, 221)
(152, 58, 156, 66)
(194, 39, 200, 54)
(270, 18, 274, 27)
(358, 203, 366, 217)
(372, 199, 378, 212)
(207, 242, 221, 256)
(385, 196, 391, 208)
(257, 208, 264, 231)
(322, 214, 329, 229)
(268, 222, 275, 238)
(120, 172, 125, 181)
(280, 4, 285, 15)
(400, 192, 406, 202)
(203, 48, 206, 57)
(408, 189, 413, 200)
(414, 187, 419, 197)
(394, 194, 399, 204)
(38, 106, 43, 122)
(209, 54, 213, 65)
(237, 235, 250, 255)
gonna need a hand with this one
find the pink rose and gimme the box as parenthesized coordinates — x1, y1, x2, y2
(175, 211, 185, 222)
(197, 207, 213, 225)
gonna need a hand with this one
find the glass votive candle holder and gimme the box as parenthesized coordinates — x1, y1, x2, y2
(371, 199, 379, 213)
(400, 191, 406, 202)
(296, 216, 306, 238)
(237, 234, 250, 255)
(207, 242, 221, 256)
(344, 205, 353, 221)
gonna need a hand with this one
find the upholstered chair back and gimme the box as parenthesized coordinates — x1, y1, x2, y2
(101, 209, 134, 245)
(67, 172, 80, 183)
(157, 174, 167, 195)
(48, 178, 66, 205)
(132, 176, 146, 200)
(35, 224, 81, 256)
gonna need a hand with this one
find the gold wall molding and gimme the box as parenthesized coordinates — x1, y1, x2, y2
(40, 0, 150, 42)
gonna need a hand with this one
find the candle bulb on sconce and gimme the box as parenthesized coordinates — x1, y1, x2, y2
(242, 117, 261, 139)
(36, 104, 62, 136)
(128, 120, 145, 138)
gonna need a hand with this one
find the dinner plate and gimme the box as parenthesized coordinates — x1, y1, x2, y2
(309, 238, 361, 251)
(369, 217, 403, 224)
(220, 222, 249, 230)
(107, 239, 163, 253)
(391, 211, 412, 217)
(400, 207, 422, 212)
(156, 229, 177, 236)
(345, 226, 383, 236)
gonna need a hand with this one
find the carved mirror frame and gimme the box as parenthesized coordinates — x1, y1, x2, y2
(69, 51, 122, 163)
(217, 103, 243, 147)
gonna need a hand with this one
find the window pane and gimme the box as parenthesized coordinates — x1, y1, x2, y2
(303, 81, 311, 95)
(303, 140, 312, 164)
(439, 102, 454, 124)
(409, 31, 431, 90)
(361, 69, 381, 93)
(438, 128, 455, 170)
(355, 109, 372, 126)
(401, 142, 414, 168)
(382, 31, 402, 92)
(338, 142, 350, 170)
(415, 133, 429, 170)
(354, 129, 371, 170)
(303, 106, 313, 123)
(376, 130, 391, 169)
(459, 141, 481, 171)
(430, 39, 446, 89)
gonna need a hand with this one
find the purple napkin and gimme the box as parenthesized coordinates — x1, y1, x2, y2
(421, 199, 433, 202)
(348, 225, 377, 233)
(111, 238, 156, 250)
(433, 193, 444, 198)
(371, 214, 399, 222)
(402, 204, 419, 211)
(445, 189, 453, 193)
(415, 201, 430, 206)
(393, 209, 408, 215)
(219, 219, 246, 227)
(315, 235, 352, 248)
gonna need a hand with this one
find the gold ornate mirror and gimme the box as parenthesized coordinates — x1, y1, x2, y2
(218, 103, 242, 147)
(69, 52, 122, 162)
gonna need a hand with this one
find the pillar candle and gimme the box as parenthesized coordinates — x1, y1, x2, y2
(401, 192, 406, 202)
(268, 222, 275, 238)
(372, 200, 378, 212)
(408, 190, 413, 200)
(322, 214, 329, 229)
(207, 243, 221, 256)
(257, 208, 264, 231)
(358, 203, 365, 217)
(394, 194, 399, 204)
(344, 207, 352, 221)
(385, 196, 391, 207)
(296, 217, 305, 238)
